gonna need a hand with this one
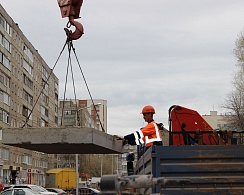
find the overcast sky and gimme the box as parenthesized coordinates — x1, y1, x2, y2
(1, 1, 243, 135)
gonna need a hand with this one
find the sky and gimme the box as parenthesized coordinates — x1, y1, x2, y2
(1, 1, 243, 135)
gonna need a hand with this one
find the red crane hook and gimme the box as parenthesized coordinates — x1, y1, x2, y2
(57, 0, 84, 40)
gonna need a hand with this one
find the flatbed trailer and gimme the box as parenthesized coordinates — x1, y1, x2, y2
(135, 145, 244, 195)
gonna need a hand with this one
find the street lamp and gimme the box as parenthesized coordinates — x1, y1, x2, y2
(75, 103, 101, 195)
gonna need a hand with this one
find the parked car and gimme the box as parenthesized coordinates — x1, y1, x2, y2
(45, 188, 67, 195)
(2, 185, 13, 191)
(1, 188, 42, 195)
(70, 187, 99, 195)
(0, 184, 5, 192)
(9, 185, 57, 195)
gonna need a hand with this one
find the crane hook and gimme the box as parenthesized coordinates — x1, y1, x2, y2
(65, 19, 84, 40)
(57, 0, 84, 40)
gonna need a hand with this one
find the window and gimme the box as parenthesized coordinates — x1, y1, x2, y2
(23, 60, 33, 77)
(55, 105, 58, 113)
(0, 90, 10, 105)
(0, 34, 11, 53)
(41, 79, 48, 91)
(0, 14, 12, 36)
(55, 82, 58, 91)
(22, 155, 27, 164)
(40, 106, 48, 117)
(23, 45, 33, 62)
(22, 105, 32, 120)
(40, 160, 47, 168)
(23, 90, 33, 105)
(23, 74, 33, 89)
(3, 37, 11, 51)
(2, 190, 12, 195)
(0, 71, 10, 88)
(22, 105, 28, 118)
(41, 66, 48, 78)
(0, 14, 5, 28)
(5, 22, 12, 36)
(40, 92, 48, 105)
(16, 154, 19, 164)
(55, 93, 58, 102)
(0, 51, 11, 70)
(22, 155, 32, 165)
(28, 156, 32, 165)
(14, 189, 26, 195)
(2, 148, 9, 160)
(41, 118, 48, 127)
(0, 109, 10, 124)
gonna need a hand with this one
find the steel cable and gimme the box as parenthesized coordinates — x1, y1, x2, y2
(70, 42, 105, 132)
(22, 39, 68, 128)
(22, 38, 104, 132)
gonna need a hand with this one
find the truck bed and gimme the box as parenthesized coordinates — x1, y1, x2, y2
(134, 145, 244, 195)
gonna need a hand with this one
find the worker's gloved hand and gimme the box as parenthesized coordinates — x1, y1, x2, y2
(114, 135, 128, 145)
(123, 139, 128, 146)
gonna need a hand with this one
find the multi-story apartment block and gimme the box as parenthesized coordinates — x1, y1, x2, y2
(57, 99, 107, 169)
(58, 99, 107, 132)
(0, 4, 59, 185)
(78, 99, 107, 132)
(202, 111, 233, 130)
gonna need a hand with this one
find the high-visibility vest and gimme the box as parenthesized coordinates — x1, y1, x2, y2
(133, 121, 162, 148)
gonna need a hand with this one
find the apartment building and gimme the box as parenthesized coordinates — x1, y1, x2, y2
(202, 111, 233, 130)
(79, 99, 107, 132)
(58, 99, 107, 131)
(57, 99, 107, 169)
(0, 4, 59, 185)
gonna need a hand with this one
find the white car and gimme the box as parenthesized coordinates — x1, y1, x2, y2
(1, 188, 42, 195)
(9, 185, 57, 195)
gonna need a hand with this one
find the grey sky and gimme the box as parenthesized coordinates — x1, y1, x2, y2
(1, 1, 242, 135)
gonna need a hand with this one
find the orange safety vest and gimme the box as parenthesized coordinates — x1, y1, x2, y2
(133, 121, 162, 148)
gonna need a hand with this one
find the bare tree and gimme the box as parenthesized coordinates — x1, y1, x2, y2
(223, 30, 244, 130)
(79, 154, 116, 177)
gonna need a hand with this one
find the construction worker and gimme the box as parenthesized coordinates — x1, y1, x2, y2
(123, 105, 162, 149)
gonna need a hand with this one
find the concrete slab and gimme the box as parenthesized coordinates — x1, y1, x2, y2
(2, 127, 124, 154)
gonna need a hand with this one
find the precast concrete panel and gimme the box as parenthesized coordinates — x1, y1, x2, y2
(2, 127, 124, 154)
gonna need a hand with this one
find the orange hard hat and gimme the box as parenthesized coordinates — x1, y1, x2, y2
(141, 105, 155, 114)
